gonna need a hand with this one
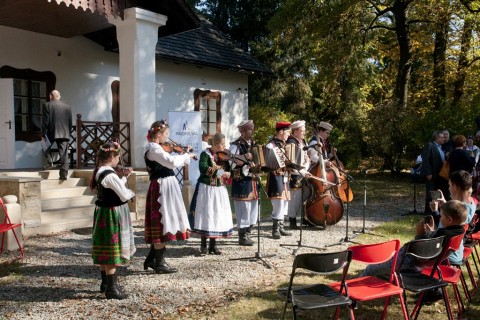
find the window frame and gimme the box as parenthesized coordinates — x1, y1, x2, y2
(193, 89, 222, 141)
(0, 66, 56, 142)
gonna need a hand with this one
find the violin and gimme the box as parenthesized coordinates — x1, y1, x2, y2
(161, 139, 198, 160)
(161, 142, 187, 154)
(216, 150, 248, 164)
(115, 165, 133, 178)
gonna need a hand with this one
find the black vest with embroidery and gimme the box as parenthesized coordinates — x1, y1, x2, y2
(95, 170, 127, 207)
(286, 136, 306, 189)
(145, 150, 175, 181)
(231, 138, 254, 199)
(266, 138, 288, 198)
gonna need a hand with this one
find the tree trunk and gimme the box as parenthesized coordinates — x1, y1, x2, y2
(392, 0, 412, 110)
(452, 18, 473, 108)
(433, 15, 449, 110)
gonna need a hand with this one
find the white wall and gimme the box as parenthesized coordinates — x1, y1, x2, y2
(155, 61, 249, 146)
(0, 25, 249, 169)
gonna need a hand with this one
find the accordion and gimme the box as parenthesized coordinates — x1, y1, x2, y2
(285, 143, 306, 170)
(251, 145, 286, 171)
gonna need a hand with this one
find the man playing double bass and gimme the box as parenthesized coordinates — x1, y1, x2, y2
(308, 121, 335, 163)
(286, 120, 312, 229)
(229, 120, 258, 246)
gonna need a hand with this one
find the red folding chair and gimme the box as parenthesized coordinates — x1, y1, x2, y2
(0, 197, 24, 263)
(329, 239, 409, 320)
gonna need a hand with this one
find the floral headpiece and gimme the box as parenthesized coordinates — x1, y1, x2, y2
(100, 141, 120, 153)
(149, 120, 169, 133)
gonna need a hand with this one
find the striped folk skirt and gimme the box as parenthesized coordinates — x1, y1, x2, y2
(144, 176, 191, 243)
(92, 203, 136, 266)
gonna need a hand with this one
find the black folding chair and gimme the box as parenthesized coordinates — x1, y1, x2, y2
(396, 236, 450, 320)
(281, 250, 354, 320)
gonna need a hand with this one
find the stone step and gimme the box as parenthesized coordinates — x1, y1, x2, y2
(23, 217, 93, 236)
(41, 177, 88, 190)
(41, 195, 96, 210)
(41, 186, 92, 199)
(0, 171, 42, 178)
(40, 205, 95, 223)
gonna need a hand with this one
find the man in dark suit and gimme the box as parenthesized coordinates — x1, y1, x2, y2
(421, 130, 448, 213)
(42, 90, 72, 180)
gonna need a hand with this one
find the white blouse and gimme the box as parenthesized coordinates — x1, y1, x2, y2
(144, 142, 191, 169)
(96, 166, 135, 202)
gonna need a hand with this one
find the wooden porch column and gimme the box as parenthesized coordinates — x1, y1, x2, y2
(108, 8, 167, 168)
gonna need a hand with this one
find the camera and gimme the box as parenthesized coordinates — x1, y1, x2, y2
(430, 190, 442, 201)
(424, 216, 433, 224)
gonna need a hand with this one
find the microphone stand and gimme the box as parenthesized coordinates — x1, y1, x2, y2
(229, 154, 275, 269)
(402, 168, 422, 216)
(325, 167, 360, 247)
(353, 170, 382, 236)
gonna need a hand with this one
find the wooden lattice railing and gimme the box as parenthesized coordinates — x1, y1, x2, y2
(74, 114, 131, 168)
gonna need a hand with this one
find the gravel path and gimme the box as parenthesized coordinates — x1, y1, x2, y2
(0, 186, 413, 319)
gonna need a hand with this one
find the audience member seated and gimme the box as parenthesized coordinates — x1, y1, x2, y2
(359, 200, 467, 279)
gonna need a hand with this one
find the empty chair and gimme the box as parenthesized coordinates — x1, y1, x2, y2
(282, 250, 354, 320)
(330, 239, 409, 320)
(0, 197, 24, 263)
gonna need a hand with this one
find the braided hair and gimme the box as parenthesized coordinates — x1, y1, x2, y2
(89, 141, 121, 190)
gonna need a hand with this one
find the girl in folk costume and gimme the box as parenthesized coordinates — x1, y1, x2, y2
(266, 121, 292, 239)
(192, 133, 234, 255)
(90, 141, 136, 300)
(143, 120, 196, 274)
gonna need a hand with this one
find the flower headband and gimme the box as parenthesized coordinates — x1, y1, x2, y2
(100, 141, 120, 153)
(149, 120, 169, 133)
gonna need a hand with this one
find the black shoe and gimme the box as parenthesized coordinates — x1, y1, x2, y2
(208, 238, 221, 255)
(100, 271, 107, 293)
(154, 248, 178, 274)
(105, 274, 128, 300)
(200, 237, 208, 254)
(59, 176, 67, 181)
(143, 244, 155, 271)
(289, 218, 298, 230)
(238, 228, 254, 246)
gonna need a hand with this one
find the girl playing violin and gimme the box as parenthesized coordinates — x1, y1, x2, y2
(191, 133, 234, 254)
(90, 141, 136, 300)
(143, 120, 196, 274)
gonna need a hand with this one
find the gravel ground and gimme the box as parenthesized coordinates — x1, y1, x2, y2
(0, 188, 413, 320)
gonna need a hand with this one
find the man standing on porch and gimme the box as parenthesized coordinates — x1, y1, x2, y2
(42, 90, 72, 180)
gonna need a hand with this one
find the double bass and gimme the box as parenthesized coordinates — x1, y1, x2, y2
(304, 152, 344, 227)
(331, 146, 353, 203)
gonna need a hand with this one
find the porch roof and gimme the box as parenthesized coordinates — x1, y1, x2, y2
(0, 0, 271, 75)
(0, 0, 199, 38)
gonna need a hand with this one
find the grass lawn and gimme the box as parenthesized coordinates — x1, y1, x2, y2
(174, 172, 480, 319)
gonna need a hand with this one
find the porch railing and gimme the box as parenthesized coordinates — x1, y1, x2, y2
(71, 114, 186, 184)
(74, 114, 131, 168)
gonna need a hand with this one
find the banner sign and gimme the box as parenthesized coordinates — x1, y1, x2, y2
(168, 111, 202, 184)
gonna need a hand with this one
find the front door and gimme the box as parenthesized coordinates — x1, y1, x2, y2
(0, 79, 14, 169)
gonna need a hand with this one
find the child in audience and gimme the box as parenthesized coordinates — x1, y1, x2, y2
(359, 200, 467, 277)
